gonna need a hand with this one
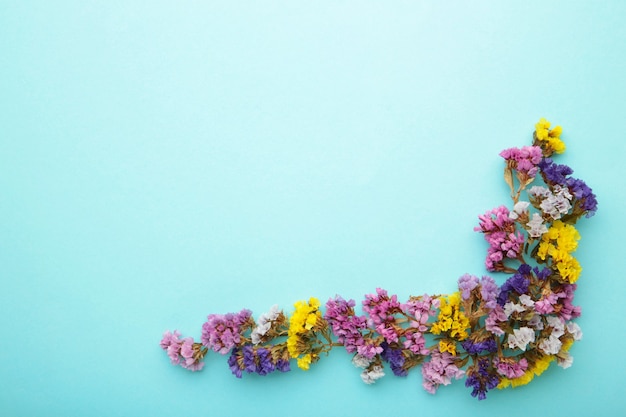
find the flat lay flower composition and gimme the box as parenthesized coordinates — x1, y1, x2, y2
(160, 119, 596, 400)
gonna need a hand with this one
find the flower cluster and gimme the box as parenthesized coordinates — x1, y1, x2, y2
(160, 119, 596, 400)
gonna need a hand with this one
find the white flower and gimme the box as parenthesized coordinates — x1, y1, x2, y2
(519, 294, 535, 307)
(527, 315, 544, 330)
(539, 334, 562, 355)
(352, 354, 371, 369)
(566, 322, 583, 341)
(529, 186, 550, 198)
(527, 213, 548, 237)
(251, 304, 281, 344)
(546, 316, 565, 338)
(509, 201, 530, 220)
(557, 353, 574, 369)
(504, 302, 525, 318)
(507, 327, 536, 351)
(361, 366, 385, 384)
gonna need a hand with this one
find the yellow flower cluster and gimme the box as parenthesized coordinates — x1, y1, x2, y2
(535, 117, 566, 154)
(430, 292, 470, 355)
(537, 220, 582, 283)
(287, 297, 322, 370)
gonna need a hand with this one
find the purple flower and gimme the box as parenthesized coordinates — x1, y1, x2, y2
(381, 343, 407, 377)
(465, 358, 500, 400)
(325, 296, 372, 356)
(228, 349, 243, 378)
(497, 266, 531, 306)
(275, 358, 291, 373)
(461, 338, 497, 355)
(538, 158, 573, 185)
(458, 274, 479, 300)
(256, 348, 276, 376)
(500, 146, 543, 178)
(479, 276, 500, 310)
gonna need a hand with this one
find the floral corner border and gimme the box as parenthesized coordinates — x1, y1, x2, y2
(160, 118, 597, 400)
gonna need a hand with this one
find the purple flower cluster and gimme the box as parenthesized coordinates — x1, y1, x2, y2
(362, 288, 402, 344)
(494, 357, 528, 379)
(539, 158, 598, 218)
(381, 343, 407, 377)
(496, 265, 531, 306)
(465, 358, 500, 400)
(461, 338, 498, 355)
(202, 309, 252, 354)
(227, 346, 290, 378)
(500, 145, 543, 178)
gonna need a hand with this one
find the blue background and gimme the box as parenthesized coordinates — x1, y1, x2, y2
(1, 1, 625, 415)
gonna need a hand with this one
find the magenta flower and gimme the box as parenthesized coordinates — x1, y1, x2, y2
(201, 309, 252, 354)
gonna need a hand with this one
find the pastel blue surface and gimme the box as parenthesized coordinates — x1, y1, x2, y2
(1, 1, 625, 415)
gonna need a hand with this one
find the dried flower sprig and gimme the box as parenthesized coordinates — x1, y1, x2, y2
(160, 119, 596, 400)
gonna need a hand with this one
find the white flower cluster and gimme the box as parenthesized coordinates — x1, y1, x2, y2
(508, 200, 548, 238)
(529, 185, 572, 220)
(251, 304, 280, 345)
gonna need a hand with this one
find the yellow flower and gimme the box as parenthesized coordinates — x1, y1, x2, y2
(535, 118, 566, 154)
(439, 339, 457, 355)
(497, 355, 556, 389)
(297, 354, 312, 370)
(539, 221, 582, 283)
(430, 293, 470, 341)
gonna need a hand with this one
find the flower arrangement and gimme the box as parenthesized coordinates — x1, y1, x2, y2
(160, 119, 597, 400)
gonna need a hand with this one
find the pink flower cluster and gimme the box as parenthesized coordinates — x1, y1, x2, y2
(325, 296, 382, 359)
(401, 295, 438, 355)
(160, 331, 205, 371)
(500, 146, 543, 178)
(474, 206, 525, 271)
(362, 288, 402, 344)
(201, 309, 252, 354)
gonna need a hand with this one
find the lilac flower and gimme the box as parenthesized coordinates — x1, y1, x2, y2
(494, 357, 528, 379)
(535, 292, 559, 314)
(558, 284, 581, 320)
(381, 343, 407, 377)
(421, 350, 465, 394)
(465, 358, 499, 400)
(458, 274, 479, 300)
(180, 337, 205, 371)
(484, 230, 525, 272)
(160, 330, 183, 365)
(479, 276, 500, 310)
(485, 305, 507, 336)
(201, 309, 252, 354)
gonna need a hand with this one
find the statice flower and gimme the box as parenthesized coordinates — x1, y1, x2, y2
(508, 201, 530, 220)
(421, 350, 465, 394)
(202, 309, 253, 354)
(381, 343, 407, 377)
(458, 274, 479, 300)
(251, 305, 281, 345)
(465, 357, 500, 400)
(361, 365, 385, 384)
(479, 276, 500, 310)
(557, 353, 574, 369)
(507, 327, 536, 351)
(461, 338, 498, 355)
(566, 321, 583, 341)
(160, 330, 183, 365)
(538, 334, 562, 355)
(494, 357, 528, 379)
(351, 354, 371, 369)
(530, 185, 572, 220)
(567, 177, 598, 217)
(362, 288, 402, 344)
(325, 296, 377, 358)
(527, 213, 548, 237)
(538, 158, 573, 185)
(503, 301, 526, 318)
(558, 284, 581, 320)
(485, 305, 507, 336)
(535, 292, 559, 314)
(500, 145, 543, 178)
(497, 265, 531, 306)
(180, 337, 206, 371)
